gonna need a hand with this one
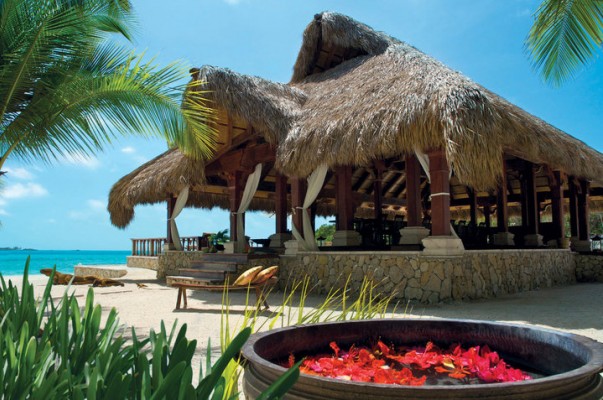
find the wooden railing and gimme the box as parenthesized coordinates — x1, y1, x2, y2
(131, 236, 206, 256)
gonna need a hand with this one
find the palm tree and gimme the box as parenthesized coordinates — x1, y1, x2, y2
(526, 0, 603, 85)
(0, 0, 215, 174)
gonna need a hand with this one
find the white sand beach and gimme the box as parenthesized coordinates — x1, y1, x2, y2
(6, 266, 603, 374)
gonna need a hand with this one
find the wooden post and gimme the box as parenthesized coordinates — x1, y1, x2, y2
(274, 174, 288, 234)
(523, 161, 539, 235)
(578, 179, 590, 241)
(497, 158, 509, 232)
(166, 196, 177, 250)
(428, 149, 451, 236)
(227, 171, 243, 243)
(373, 161, 385, 235)
(335, 165, 354, 231)
(405, 154, 422, 227)
(467, 188, 478, 227)
(550, 171, 565, 242)
(568, 176, 579, 238)
(290, 177, 305, 234)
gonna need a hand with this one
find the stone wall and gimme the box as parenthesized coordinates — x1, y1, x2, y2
(279, 249, 576, 304)
(575, 254, 603, 282)
(126, 256, 159, 271)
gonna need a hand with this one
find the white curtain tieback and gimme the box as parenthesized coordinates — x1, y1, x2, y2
(431, 192, 450, 197)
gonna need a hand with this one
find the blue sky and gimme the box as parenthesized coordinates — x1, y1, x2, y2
(1, 0, 602, 250)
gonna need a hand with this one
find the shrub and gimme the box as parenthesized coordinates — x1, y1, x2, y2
(0, 257, 297, 399)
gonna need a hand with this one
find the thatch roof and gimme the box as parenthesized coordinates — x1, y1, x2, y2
(108, 12, 603, 228)
(195, 66, 306, 144)
(276, 12, 603, 188)
(108, 148, 286, 228)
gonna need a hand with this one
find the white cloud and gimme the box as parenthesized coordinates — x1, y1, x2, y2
(1, 182, 48, 199)
(121, 146, 136, 154)
(0, 209, 8, 216)
(62, 153, 101, 169)
(4, 167, 34, 180)
(87, 199, 106, 211)
(223, 0, 241, 4)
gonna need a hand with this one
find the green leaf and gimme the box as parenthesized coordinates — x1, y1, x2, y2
(196, 327, 251, 399)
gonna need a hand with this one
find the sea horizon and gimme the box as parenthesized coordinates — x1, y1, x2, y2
(0, 249, 130, 277)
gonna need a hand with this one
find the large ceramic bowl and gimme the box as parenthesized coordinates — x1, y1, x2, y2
(242, 319, 603, 399)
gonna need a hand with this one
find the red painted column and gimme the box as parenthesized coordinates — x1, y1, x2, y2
(405, 154, 423, 227)
(550, 171, 565, 242)
(335, 165, 354, 231)
(290, 177, 305, 234)
(578, 179, 590, 241)
(428, 149, 451, 236)
(227, 171, 243, 242)
(274, 174, 288, 234)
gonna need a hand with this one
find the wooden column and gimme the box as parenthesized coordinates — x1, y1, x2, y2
(550, 171, 565, 242)
(227, 171, 243, 242)
(568, 176, 579, 238)
(522, 161, 539, 235)
(405, 154, 423, 227)
(335, 165, 354, 231)
(290, 177, 305, 234)
(274, 174, 288, 234)
(497, 158, 509, 232)
(428, 149, 451, 236)
(467, 188, 478, 227)
(578, 179, 590, 241)
(166, 196, 177, 249)
(373, 161, 385, 233)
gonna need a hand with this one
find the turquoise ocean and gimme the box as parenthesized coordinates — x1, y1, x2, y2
(0, 250, 130, 277)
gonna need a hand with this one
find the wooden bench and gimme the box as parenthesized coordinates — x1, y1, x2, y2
(170, 276, 278, 311)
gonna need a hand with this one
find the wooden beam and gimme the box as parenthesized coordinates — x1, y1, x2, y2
(578, 179, 590, 241)
(405, 154, 423, 227)
(226, 171, 243, 242)
(550, 170, 565, 242)
(336, 165, 354, 230)
(568, 176, 579, 238)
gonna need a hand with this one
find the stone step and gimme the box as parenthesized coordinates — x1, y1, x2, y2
(177, 269, 226, 281)
(189, 261, 238, 272)
(200, 253, 251, 263)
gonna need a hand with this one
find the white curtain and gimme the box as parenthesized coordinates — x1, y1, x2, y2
(413, 149, 458, 238)
(292, 164, 329, 250)
(235, 163, 263, 251)
(169, 186, 189, 251)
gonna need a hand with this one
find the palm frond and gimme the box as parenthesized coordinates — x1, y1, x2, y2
(527, 0, 603, 85)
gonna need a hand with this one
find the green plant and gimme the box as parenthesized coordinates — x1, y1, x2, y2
(0, 257, 298, 399)
(218, 273, 403, 398)
(0, 0, 215, 175)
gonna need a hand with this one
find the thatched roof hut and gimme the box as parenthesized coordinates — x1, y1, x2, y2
(108, 11, 603, 229)
(277, 12, 603, 188)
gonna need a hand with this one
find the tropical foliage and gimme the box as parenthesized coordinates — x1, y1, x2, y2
(527, 0, 603, 85)
(0, 258, 298, 399)
(0, 0, 216, 174)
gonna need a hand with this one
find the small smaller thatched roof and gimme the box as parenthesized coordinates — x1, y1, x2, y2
(195, 66, 306, 144)
(108, 149, 206, 228)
